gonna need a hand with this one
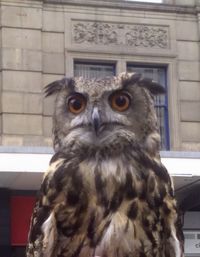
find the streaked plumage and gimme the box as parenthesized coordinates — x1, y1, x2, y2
(26, 73, 184, 257)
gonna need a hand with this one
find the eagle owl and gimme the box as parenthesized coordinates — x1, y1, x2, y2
(26, 73, 184, 257)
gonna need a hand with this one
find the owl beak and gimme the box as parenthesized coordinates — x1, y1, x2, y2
(92, 107, 101, 135)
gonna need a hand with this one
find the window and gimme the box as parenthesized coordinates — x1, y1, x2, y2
(127, 64, 169, 150)
(74, 61, 115, 79)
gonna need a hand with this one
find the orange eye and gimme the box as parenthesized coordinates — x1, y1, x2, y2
(68, 94, 86, 114)
(109, 91, 131, 112)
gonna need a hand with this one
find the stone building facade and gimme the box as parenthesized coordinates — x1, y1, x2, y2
(0, 0, 200, 151)
(0, 0, 200, 256)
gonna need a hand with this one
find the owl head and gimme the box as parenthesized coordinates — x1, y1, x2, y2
(45, 73, 165, 157)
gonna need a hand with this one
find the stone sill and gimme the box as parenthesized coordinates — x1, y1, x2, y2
(0, 146, 200, 159)
(43, 0, 197, 14)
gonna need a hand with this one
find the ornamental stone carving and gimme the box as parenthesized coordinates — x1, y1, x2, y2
(72, 21, 169, 49)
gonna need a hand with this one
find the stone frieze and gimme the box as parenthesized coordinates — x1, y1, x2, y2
(72, 21, 169, 49)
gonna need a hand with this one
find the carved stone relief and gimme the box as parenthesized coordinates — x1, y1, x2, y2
(72, 21, 169, 49)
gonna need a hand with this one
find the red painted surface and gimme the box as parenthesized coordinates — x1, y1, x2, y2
(11, 196, 36, 246)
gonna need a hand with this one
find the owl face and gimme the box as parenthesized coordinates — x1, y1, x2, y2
(45, 73, 165, 153)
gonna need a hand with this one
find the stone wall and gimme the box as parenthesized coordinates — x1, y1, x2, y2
(0, 0, 200, 151)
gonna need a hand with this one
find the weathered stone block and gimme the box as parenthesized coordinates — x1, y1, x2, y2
(0, 72, 2, 91)
(178, 61, 200, 81)
(2, 92, 42, 114)
(3, 114, 43, 135)
(181, 122, 200, 142)
(176, 20, 198, 41)
(2, 48, 42, 71)
(2, 92, 23, 113)
(181, 142, 200, 151)
(180, 81, 200, 101)
(2, 135, 23, 146)
(43, 10, 64, 32)
(2, 27, 41, 50)
(43, 95, 56, 116)
(0, 48, 2, 70)
(175, 0, 195, 5)
(43, 137, 53, 147)
(23, 135, 45, 146)
(43, 116, 53, 137)
(177, 41, 200, 61)
(1, 5, 42, 29)
(0, 28, 2, 47)
(43, 52, 65, 74)
(0, 115, 2, 134)
(43, 74, 63, 87)
(43, 32, 64, 53)
(2, 71, 42, 93)
(181, 101, 200, 122)
(0, 73, 2, 114)
(23, 93, 43, 114)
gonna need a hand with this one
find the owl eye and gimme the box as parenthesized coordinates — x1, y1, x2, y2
(68, 93, 86, 114)
(109, 91, 131, 112)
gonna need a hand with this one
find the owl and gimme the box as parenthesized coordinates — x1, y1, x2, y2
(26, 73, 184, 257)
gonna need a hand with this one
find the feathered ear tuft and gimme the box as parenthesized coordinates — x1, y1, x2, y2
(122, 73, 142, 88)
(138, 78, 166, 95)
(44, 77, 75, 97)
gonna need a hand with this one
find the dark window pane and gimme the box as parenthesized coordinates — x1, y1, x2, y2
(74, 62, 115, 79)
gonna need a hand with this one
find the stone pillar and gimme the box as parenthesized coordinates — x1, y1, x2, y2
(42, 4, 65, 146)
(0, 0, 43, 146)
(196, 1, 200, 38)
(173, 0, 196, 5)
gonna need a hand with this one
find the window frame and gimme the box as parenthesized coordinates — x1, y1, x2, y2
(66, 52, 180, 150)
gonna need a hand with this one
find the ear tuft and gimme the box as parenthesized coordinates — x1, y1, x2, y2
(44, 77, 75, 97)
(44, 80, 62, 97)
(138, 78, 166, 95)
(122, 73, 142, 88)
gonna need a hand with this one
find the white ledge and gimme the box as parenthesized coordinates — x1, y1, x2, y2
(0, 147, 199, 175)
(0, 147, 199, 190)
(0, 153, 52, 173)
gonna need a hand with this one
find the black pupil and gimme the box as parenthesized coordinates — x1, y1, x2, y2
(115, 95, 127, 107)
(71, 98, 82, 110)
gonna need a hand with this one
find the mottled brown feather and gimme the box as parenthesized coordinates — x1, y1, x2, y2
(27, 73, 184, 257)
